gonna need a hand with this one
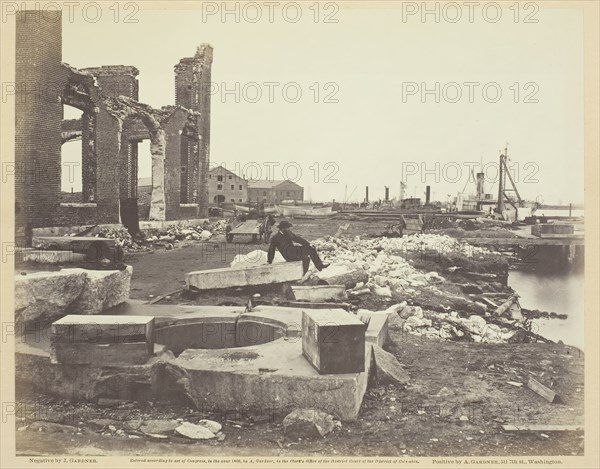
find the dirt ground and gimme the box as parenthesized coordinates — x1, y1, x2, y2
(125, 218, 392, 301)
(16, 332, 584, 457)
(15, 218, 585, 457)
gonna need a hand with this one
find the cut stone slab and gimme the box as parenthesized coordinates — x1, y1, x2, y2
(302, 309, 367, 374)
(51, 315, 154, 344)
(175, 422, 216, 440)
(527, 377, 560, 403)
(15, 270, 87, 325)
(51, 315, 155, 366)
(186, 262, 303, 290)
(283, 408, 335, 439)
(291, 285, 347, 303)
(361, 312, 390, 347)
(372, 344, 410, 387)
(67, 266, 133, 314)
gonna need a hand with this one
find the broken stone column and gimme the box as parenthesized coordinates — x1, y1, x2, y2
(148, 128, 167, 221)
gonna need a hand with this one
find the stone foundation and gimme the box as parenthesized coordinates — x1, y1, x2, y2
(16, 305, 390, 421)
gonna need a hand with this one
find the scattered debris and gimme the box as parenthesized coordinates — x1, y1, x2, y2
(502, 424, 583, 432)
(28, 421, 78, 434)
(196, 419, 222, 434)
(282, 409, 335, 439)
(175, 422, 217, 440)
(139, 419, 180, 435)
(436, 386, 454, 397)
(527, 377, 560, 403)
(507, 381, 523, 387)
(91, 220, 229, 253)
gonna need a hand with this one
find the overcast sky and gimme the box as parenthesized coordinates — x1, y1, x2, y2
(61, 2, 584, 205)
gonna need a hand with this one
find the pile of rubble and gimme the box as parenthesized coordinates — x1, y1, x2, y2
(392, 304, 518, 343)
(88, 220, 230, 252)
(311, 234, 488, 296)
(306, 234, 533, 344)
(95, 227, 145, 251)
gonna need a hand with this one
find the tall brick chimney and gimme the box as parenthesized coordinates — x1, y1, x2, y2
(15, 10, 65, 239)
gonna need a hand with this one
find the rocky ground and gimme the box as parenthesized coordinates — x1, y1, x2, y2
(15, 216, 585, 456)
(16, 330, 584, 457)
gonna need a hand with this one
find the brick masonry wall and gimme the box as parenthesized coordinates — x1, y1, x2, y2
(81, 66, 139, 100)
(163, 109, 196, 220)
(15, 11, 67, 233)
(175, 46, 213, 218)
(15, 15, 213, 232)
(94, 108, 122, 223)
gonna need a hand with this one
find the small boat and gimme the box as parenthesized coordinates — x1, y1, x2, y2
(277, 204, 337, 218)
(235, 204, 278, 214)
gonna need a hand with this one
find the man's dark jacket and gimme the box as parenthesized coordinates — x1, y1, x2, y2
(267, 230, 310, 263)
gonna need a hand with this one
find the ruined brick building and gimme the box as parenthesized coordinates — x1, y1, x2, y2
(15, 10, 212, 242)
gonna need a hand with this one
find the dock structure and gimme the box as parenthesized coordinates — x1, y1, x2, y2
(462, 236, 584, 247)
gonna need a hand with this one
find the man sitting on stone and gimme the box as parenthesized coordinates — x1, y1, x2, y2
(267, 220, 329, 274)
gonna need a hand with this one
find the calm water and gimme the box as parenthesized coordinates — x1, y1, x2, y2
(534, 208, 584, 218)
(508, 270, 584, 350)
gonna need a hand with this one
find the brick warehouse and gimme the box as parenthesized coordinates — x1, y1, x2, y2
(14, 10, 213, 243)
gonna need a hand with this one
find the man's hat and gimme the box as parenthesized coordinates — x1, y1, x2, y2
(278, 220, 293, 229)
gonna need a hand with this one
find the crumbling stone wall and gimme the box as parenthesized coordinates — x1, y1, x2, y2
(15, 11, 213, 241)
(175, 45, 213, 217)
(80, 66, 139, 100)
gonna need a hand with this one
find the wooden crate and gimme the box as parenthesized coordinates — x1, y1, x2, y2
(401, 215, 424, 235)
(302, 309, 367, 374)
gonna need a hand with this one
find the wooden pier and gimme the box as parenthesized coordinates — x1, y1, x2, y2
(462, 236, 584, 246)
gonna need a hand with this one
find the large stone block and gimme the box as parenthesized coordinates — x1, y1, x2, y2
(15, 270, 87, 325)
(51, 314, 154, 344)
(51, 315, 154, 365)
(291, 285, 347, 303)
(531, 224, 574, 237)
(67, 266, 133, 314)
(186, 262, 303, 290)
(302, 309, 367, 374)
(165, 339, 373, 421)
(52, 342, 153, 366)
